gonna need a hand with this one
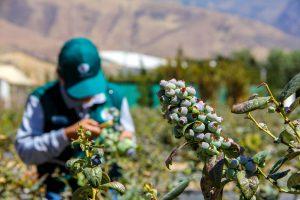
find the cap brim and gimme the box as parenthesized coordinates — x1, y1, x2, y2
(66, 70, 106, 99)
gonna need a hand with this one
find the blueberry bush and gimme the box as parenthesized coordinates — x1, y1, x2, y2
(66, 125, 126, 199)
(156, 73, 300, 199)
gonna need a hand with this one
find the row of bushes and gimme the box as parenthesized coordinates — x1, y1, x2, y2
(109, 49, 300, 106)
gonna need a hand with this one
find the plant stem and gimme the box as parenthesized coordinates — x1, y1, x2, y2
(257, 168, 300, 194)
(92, 188, 97, 200)
(247, 113, 276, 140)
(247, 113, 295, 148)
(260, 82, 300, 142)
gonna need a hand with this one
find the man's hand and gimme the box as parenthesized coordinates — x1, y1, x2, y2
(64, 118, 101, 140)
(119, 131, 133, 140)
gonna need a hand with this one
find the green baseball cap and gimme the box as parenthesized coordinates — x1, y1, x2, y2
(58, 38, 106, 99)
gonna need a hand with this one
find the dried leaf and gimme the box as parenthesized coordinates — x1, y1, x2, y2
(231, 97, 270, 114)
(165, 142, 188, 169)
(237, 171, 259, 199)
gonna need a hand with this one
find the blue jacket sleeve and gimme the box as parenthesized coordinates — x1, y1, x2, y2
(15, 95, 70, 165)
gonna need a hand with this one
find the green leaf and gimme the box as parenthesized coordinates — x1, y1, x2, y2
(278, 128, 295, 144)
(101, 172, 111, 185)
(287, 172, 300, 190)
(269, 157, 287, 174)
(161, 179, 190, 200)
(269, 149, 300, 174)
(66, 158, 86, 174)
(72, 186, 93, 200)
(252, 151, 269, 167)
(83, 166, 102, 188)
(100, 181, 125, 194)
(231, 97, 270, 114)
(237, 171, 259, 199)
(279, 72, 300, 102)
(268, 169, 290, 181)
(182, 122, 195, 134)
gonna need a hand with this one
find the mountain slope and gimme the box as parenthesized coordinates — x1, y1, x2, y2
(174, 0, 300, 37)
(0, 0, 299, 61)
(275, 0, 300, 37)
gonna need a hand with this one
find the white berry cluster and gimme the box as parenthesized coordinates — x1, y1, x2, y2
(158, 79, 233, 157)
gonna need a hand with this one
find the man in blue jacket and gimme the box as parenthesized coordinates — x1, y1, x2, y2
(15, 38, 135, 199)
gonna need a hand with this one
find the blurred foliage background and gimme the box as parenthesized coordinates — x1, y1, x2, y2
(0, 48, 299, 199)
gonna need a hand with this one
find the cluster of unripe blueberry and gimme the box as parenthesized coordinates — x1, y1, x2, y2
(158, 79, 234, 157)
(96, 108, 136, 156)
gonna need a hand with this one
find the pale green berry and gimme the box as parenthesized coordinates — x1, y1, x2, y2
(201, 142, 210, 150)
(169, 78, 177, 85)
(165, 89, 175, 97)
(197, 115, 206, 123)
(190, 97, 197, 104)
(186, 87, 196, 96)
(215, 127, 222, 137)
(179, 116, 188, 126)
(178, 90, 188, 99)
(166, 82, 176, 90)
(211, 140, 221, 148)
(208, 121, 219, 132)
(169, 113, 179, 122)
(221, 140, 231, 149)
(159, 80, 168, 88)
(170, 96, 180, 105)
(191, 106, 200, 114)
(206, 113, 222, 123)
(204, 133, 212, 143)
(85, 131, 92, 137)
(174, 88, 181, 95)
(185, 129, 195, 140)
(179, 107, 188, 116)
(268, 106, 276, 113)
(181, 100, 191, 107)
(195, 101, 205, 111)
(195, 133, 205, 141)
(204, 105, 214, 113)
(193, 122, 205, 133)
(175, 80, 185, 88)
(172, 108, 179, 114)
(205, 145, 219, 155)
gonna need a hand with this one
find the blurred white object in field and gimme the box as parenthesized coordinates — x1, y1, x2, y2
(101, 50, 166, 71)
(0, 65, 34, 108)
(284, 93, 296, 107)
